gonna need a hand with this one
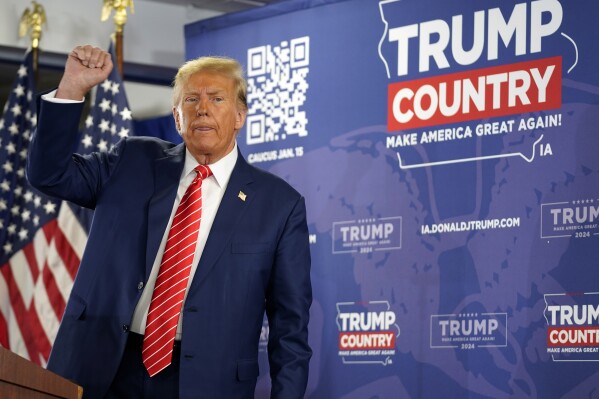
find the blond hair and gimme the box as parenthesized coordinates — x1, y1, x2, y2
(172, 56, 247, 110)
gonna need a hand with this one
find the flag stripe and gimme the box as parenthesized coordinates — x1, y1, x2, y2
(0, 308, 8, 349)
(46, 231, 78, 303)
(57, 203, 87, 262)
(22, 241, 40, 282)
(41, 257, 67, 321)
(9, 250, 35, 308)
(32, 271, 60, 351)
(1, 263, 37, 360)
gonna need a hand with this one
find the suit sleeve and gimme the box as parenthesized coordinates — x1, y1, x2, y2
(27, 98, 125, 209)
(266, 195, 312, 399)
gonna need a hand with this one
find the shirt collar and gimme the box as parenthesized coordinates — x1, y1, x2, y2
(182, 142, 238, 188)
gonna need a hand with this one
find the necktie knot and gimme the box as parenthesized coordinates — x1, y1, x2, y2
(195, 164, 212, 181)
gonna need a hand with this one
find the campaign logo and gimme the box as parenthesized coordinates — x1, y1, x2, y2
(332, 216, 402, 254)
(336, 301, 399, 366)
(379, 0, 563, 130)
(540, 199, 599, 239)
(545, 292, 599, 362)
(430, 312, 507, 350)
(378, 0, 571, 170)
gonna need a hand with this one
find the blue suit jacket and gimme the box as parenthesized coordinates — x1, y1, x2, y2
(27, 99, 312, 399)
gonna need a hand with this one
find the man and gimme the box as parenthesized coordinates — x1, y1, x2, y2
(27, 45, 312, 399)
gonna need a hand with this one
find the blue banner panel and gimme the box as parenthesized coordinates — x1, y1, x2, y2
(185, 0, 599, 397)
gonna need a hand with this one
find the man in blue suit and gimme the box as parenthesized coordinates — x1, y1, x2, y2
(27, 45, 312, 399)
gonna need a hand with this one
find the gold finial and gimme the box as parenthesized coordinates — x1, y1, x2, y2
(19, 1, 47, 49)
(101, 0, 134, 33)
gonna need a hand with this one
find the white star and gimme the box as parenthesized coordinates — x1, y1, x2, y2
(16, 168, 25, 178)
(43, 200, 57, 214)
(3, 243, 12, 254)
(11, 103, 22, 117)
(85, 115, 94, 128)
(11, 205, 20, 216)
(97, 139, 108, 152)
(9, 123, 19, 135)
(21, 210, 31, 221)
(7, 224, 17, 235)
(27, 90, 32, 102)
(111, 103, 118, 116)
(23, 191, 33, 202)
(101, 79, 113, 92)
(34, 195, 41, 207)
(14, 84, 25, 97)
(120, 107, 132, 121)
(10, 104, 21, 118)
(2, 161, 13, 174)
(22, 130, 31, 141)
(81, 134, 93, 148)
(110, 123, 117, 135)
(18, 228, 28, 241)
(5, 142, 16, 154)
(110, 81, 120, 95)
(33, 215, 40, 226)
(98, 119, 110, 132)
(0, 179, 10, 191)
(0, 199, 6, 210)
(17, 65, 27, 78)
(14, 186, 22, 197)
(99, 98, 112, 112)
(30, 113, 37, 127)
(0, 119, 4, 130)
(19, 149, 27, 160)
(118, 127, 130, 138)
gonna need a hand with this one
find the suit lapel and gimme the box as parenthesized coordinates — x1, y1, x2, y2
(145, 143, 185, 276)
(190, 150, 256, 287)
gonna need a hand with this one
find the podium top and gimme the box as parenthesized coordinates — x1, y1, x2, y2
(0, 346, 82, 399)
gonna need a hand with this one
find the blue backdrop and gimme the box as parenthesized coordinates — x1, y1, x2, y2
(177, 0, 599, 397)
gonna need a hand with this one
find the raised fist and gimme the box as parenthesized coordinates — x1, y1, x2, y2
(56, 45, 113, 100)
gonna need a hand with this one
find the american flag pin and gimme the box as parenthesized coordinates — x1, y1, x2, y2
(238, 191, 247, 202)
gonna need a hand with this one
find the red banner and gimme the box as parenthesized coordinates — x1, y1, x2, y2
(388, 56, 562, 131)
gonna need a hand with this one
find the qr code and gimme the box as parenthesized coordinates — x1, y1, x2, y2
(246, 36, 310, 145)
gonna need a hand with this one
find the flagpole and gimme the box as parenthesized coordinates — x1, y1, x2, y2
(101, 0, 135, 78)
(18, 1, 47, 79)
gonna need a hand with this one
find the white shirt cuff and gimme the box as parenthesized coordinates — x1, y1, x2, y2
(41, 89, 84, 103)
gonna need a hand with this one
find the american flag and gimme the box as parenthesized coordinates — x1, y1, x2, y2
(0, 44, 132, 366)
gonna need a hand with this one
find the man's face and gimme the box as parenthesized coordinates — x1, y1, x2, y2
(173, 71, 246, 164)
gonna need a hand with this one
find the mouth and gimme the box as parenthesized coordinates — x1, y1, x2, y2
(192, 125, 215, 132)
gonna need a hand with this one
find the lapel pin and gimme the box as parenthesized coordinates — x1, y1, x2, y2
(238, 191, 247, 202)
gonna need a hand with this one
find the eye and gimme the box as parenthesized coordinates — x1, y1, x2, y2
(212, 96, 224, 103)
(184, 96, 198, 103)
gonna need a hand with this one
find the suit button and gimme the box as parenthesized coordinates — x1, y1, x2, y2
(122, 324, 129, 332)
(137, 281, 144, 290)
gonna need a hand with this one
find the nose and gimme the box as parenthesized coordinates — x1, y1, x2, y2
(196, 98, 208, 116)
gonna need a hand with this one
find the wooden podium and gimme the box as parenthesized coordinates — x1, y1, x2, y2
(0, 346, 82, 398)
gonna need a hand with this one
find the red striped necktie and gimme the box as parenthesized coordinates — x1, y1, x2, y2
(142, 164, 212, 377)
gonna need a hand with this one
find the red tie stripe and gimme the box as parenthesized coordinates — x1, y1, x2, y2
(142, 164, 212, 377)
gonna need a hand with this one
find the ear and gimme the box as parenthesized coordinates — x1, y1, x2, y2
(234, 107, 247, 130)
(172, 106, 181, 133)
